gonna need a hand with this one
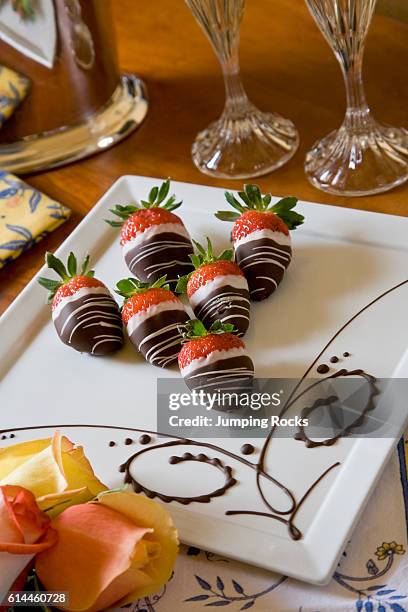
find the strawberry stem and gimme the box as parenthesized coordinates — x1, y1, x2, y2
(216, 183, 304, 230)
(115, 275, 171, 300)
(175, 237, 233, 294)
(105, 179, 182, 226)
(38, 252, 95, 302)
(178, 319, 235, 340)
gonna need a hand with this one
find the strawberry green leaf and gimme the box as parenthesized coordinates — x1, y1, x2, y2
(218, 249, 233, 261)
(244, 184, 263, 208)
(225, 192, 245, 213)
(175, 274, 190, 294)
(157, 179, 170, 203)
(215, 211, 240, 222)
(148, 186, 159, 204)
(190, 254, 201, 269)
(81, 254, 90, 275)
(190, 238, 234, 267)
(105, 204, 140, 225)
(37, 277, 62, 302)
(115, 275, 171, 299)
(206, 237, 213, 259)
(209, 321, 235, 334)
(105, 220, 124, 228)
(179, 318, 235, 340)
(45, 252, 69, 281)
(221, 184, 304, 230)
(272, 197, 304, 230)
(193, 240, 206, 256)
(67, 252, 77, 277)
(237, 191, 252, 208)
(37, 277, 61, 290)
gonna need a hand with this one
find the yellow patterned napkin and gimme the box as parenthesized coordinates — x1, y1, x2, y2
(0, 66, 30, 127)
(0, 171, 71, 268)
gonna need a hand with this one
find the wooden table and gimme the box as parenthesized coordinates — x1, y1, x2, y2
(0, 0, 407, 315)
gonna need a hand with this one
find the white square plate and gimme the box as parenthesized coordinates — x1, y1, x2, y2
(1, 176, 408, 584)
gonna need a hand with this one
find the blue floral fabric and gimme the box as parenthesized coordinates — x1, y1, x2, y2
(0, 171, 71, 268)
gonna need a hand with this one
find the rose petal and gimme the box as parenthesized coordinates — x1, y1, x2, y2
(0, 435, 67, 498)
(2, 486, 49, 544)
(0, 488, 24, 545)
(36, 504, 153, 611)
(0, 434, 106, 517)
(98, 491, 179, 603)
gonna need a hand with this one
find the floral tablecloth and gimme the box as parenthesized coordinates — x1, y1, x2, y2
(124, 436, 408, 612)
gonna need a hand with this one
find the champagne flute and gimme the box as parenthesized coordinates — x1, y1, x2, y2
(304, 0, 408, 196)
(185, 0, 299, 179)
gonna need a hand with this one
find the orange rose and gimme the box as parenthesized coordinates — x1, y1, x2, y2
(36, 491, 179, 612)
(0, 485, 57, 603)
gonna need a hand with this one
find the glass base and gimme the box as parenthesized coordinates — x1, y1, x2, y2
(0, 74, 148, 175)
(191, 107, 299, 179)
(305, 120, 408, 197)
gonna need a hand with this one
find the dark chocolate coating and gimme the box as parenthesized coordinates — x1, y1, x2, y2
(192, 284, 250, 337)
(234, 236, 292, 301)
(128, 307, 189, 368)
(53, 290, 123, 355)
(124, 231, 194, 289)
(183, 355, 255, 395)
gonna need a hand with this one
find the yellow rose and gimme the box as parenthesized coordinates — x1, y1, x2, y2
(36, 491, 179, 611)
(0, 432, 106, 516)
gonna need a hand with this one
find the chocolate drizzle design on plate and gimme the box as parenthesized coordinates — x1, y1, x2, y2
(294, 369, 379, 448)
(240, 443, 255, 456)
(122, 445, 237, 504)
(2, 278, 407, 541)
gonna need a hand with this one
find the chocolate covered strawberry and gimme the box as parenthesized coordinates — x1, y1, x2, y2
(216, 184, 304, 301)
(116, 276, 189, 368)
(38, 252, 123, 355)
(106, 179, 194, 288)
(178, 320, 254, 393)
(176, 238, 250, 337)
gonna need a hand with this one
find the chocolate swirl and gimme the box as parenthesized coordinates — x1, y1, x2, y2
(234, 235, 292, 301)
(182, 355, 255, 396)
(191, 281, 250, 337)
(127, 304, 190, 368)
(121, 443, 237, 504)
(123, 231, 194, 289)
(52, 287, 123, 355)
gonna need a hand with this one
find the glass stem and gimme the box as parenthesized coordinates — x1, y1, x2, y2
(221, 50, 251, 117)
(342, 54, 372, 132)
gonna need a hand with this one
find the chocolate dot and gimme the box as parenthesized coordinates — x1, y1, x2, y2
(124, 438, 133, 446)
(317, 364, 330, 374)
(139, 434, 151, 445)
(108, 441, 116, 447)
(343, 351, 350, 357)
(182, 452, 193, 460)
(330, 356, 339, 364)
(118, 464, 126, 473)
(9, 434, 15, 438)
(169, 456, 179, 465)
(1, 435, 6, 440)
(240, 443, 255, 456)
